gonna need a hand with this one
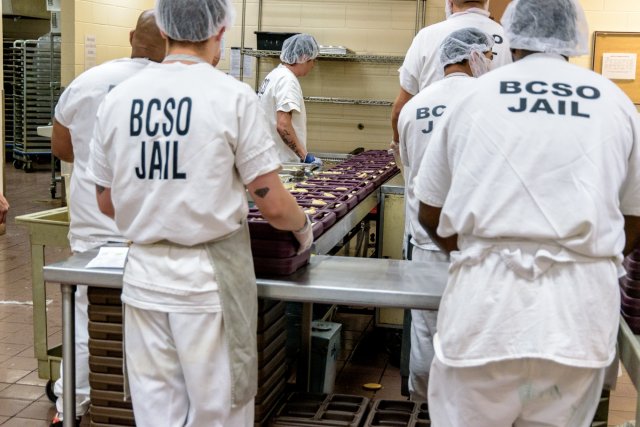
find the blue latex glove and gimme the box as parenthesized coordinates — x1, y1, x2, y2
(304, 153, 323, 166)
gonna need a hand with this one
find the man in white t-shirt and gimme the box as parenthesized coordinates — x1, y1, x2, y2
(415, 0, 640, 425)
(87, 1, 313, 425)
(49, 10, 164, 427)
(258, 34, 322, 165)
(397, 27, 493, 402)
(391, 0, 511, 145)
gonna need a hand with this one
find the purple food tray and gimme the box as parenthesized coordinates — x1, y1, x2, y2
(248, 212, 322, 242)
(253, 248, 311, 276)
(622, 310, 640, 335)
(621, 287, 640, 316)
(624, 257, 640, 280)
(271, 393, 370, 427)
(251, 239, 298, 258)
(619, 276, 640, 297)
(297, 199, 348, 219)
(310, 210, 337, 233)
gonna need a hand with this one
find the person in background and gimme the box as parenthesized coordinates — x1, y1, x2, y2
(414, 0, 640, 425)
(49, 10, 164, 427)
(0, 193, 8, 224)
(87, 0, 313, 425)
(258, 34, 322, 166)
(390, 0, 511, 148)
(397, 27, 494, 402)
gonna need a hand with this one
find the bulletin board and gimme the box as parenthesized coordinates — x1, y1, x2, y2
(592, 31, 640, 105)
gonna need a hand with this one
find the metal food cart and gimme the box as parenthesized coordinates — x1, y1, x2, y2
(15, 207, 70, 401)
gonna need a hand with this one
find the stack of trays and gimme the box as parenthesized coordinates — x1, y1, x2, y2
(363, 400, 430, 427)
(269, 392, 370, 426)
(87, 288, 290, 426)
(621, 250, 640, 332)
(248, 150, 399, 276)
(255, 299, 289, 426)
(87, 287, 135, 426)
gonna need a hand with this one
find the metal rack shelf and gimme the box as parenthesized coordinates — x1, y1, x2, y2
(242, 49, 404, 64)
(304, 97, 392, 107)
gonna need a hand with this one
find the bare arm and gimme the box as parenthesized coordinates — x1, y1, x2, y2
(391, 88, 414, 144)
(247, 170, 306, 231)
(418, 202, 458, 254)
(276, 111, 306, 161)
(624, 215, 640, 256)
(96, 185, 115, 219)
(51, 119, 74, 163)
(0, 193, 9, 224)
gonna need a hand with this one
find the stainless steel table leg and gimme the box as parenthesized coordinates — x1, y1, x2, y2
(299, 302, 313, 391)
(62, 284, 76, 427)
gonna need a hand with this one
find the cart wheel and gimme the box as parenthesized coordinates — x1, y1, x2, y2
(45, 379, 57, 403)
(50, 187, 57, 199)
(13, 160, 23, 170)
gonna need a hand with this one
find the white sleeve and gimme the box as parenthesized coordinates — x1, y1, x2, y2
(86, 101, 113, 188)
(398, 35, 422, 96)
(413, 117, 452, 208)
(275, 75, 302, 113)
(54, 84, 79, 127)
(620, 108, 640, 216)
(235, 89, 282, 184)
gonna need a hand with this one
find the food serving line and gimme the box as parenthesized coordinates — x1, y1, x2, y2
(43, 173, 450, 426)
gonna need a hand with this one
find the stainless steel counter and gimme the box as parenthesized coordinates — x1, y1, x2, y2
(44, 251, 448, 425)
(44, 251, 448, 309)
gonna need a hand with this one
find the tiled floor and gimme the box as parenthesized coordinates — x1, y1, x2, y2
(1, 163, 638, 426)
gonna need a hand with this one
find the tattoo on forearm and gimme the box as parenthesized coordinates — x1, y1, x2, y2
(96, 185, 106, 194)
(254, 187, 270, 198)
(278, 129, 301, 157)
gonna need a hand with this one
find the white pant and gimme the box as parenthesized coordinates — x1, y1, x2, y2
(54, 285, 90, 417)
(428, 356, 605, 427)
(124, 305, 254, 427)
(408, 247, 448, 401)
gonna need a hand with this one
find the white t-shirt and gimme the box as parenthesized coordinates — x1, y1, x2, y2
(258, 64, 306, 163)
(399, 10, 511, 95)
(415, 53, 640, 368)
(55, 57, 150, 252)
(398, 73, 475, 251)
(89, 62, 281, 312)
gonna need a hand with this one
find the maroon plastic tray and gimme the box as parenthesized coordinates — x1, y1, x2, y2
(271, 392, 370, 427)
(297, 198, 348, 219)
(624, 257, 640, 280)
(621, 287, 640, 316)
(622, 310, 640, 334)
(621, 276, 640, 298)
(364, 399, 430, 427)
(252, 239, 298, 258)
(253, 249, 311, 276)
(248, 212, 323, 241)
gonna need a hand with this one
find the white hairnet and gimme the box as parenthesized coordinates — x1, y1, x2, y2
(155, 0, 235, 42)
(280, 34, 319, 64)
(440, 27, 494, 69)
(501, 0, 588, 57)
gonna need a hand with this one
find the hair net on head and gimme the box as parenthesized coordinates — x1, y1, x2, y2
(280, 34, 319, 64)
(155, 0, 235, 42)
(440, 27, 494, 71)
(501, 0, 588, 57)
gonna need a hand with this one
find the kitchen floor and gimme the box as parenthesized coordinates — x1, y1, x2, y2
(0, 164, 637, 427)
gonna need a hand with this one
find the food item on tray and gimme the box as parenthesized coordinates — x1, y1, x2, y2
(322, 192, 336, 198)
(311, 199, 327, 206)
(304, 207, 317, 215)
(290, 188, 308, 193)
(335, 187, 348, 191)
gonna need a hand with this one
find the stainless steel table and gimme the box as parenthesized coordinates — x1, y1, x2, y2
(44, 251, 448, 426)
